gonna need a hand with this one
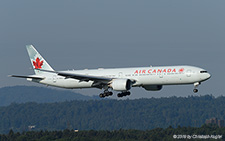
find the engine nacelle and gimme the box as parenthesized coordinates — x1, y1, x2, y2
(110, 79, 132, 91)
(142, 85, 163, 91)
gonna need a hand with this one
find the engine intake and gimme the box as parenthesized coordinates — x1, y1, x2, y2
(110, 79, 132, 91)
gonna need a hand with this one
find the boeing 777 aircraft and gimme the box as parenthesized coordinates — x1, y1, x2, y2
(10, 45, 211, 98)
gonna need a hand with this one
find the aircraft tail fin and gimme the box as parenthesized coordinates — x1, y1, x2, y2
(26, 45, 54, 75)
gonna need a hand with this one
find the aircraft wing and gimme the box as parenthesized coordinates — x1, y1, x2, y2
(35, 69, 112, 81)
(9, 75, 45, 80)
(35, 69, 113, 89)
(56, 71, 112, 82)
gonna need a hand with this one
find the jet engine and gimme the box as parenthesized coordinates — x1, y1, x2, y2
(142, 85, 163, 91)
(110, 79, 132, 91)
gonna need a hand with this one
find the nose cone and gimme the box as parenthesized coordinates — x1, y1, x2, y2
(206, 73, 211, 80)
(199, 69, 211, 81)
(202, 72, 211, 81)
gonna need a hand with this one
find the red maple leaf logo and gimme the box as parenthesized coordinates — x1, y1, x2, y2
(33, 57, 44, 69)
(179, 68, 184, 73)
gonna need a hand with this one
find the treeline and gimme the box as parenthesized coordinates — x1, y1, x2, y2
(0, 95, 225, 134)
(0, 125, 224, 141)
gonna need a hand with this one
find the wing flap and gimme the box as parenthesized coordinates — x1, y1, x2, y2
(57, 72, 112, 82)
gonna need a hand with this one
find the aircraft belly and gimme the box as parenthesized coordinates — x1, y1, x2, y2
(138, 75, 164, 85)
(60, 79, 93, 89)
(138, 74, 196, 86)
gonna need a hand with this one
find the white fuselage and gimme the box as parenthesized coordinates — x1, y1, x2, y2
(31, 65, 211, 90)
(11, 45, 211, 97)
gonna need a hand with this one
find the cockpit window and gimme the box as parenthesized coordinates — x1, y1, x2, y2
(200, 71, 208, 73)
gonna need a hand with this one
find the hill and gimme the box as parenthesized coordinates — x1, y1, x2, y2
(0, 95, 225, 133)
(0, 86, 96, 106)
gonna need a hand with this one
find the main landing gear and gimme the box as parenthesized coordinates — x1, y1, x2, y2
(99, 90, 131, 98)
(117, 91, 131, 98)
(99, 90, 113, 98)
(193, 82, 201, 93)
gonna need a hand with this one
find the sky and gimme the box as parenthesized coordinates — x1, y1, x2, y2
(0, 1, 225, 99)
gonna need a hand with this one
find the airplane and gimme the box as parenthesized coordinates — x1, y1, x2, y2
(10, 45, 211, 98)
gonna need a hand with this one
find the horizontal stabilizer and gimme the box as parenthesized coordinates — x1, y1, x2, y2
(9, 75, 45, 80)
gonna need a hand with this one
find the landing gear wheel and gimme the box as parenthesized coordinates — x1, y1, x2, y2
(99, 91, 113, 98)
(193, 89, 198, 93)
(117, 91, 131, 98)
(126, 91, 131, 96)
(99, 93, 105, 98)
(108, 92, 113, 96)
(105, 92, 109, 96)
(105, 91, 113, 96)
(117, 93, 122, 97)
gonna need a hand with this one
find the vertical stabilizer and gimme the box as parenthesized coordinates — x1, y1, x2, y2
(26, 45, 54, 74)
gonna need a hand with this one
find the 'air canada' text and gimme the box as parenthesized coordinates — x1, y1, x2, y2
(134, 68, 184, 74)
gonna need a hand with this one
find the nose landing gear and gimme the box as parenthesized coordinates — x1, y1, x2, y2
(193, 89, 198, 93)
(193, 82, 201, 93)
